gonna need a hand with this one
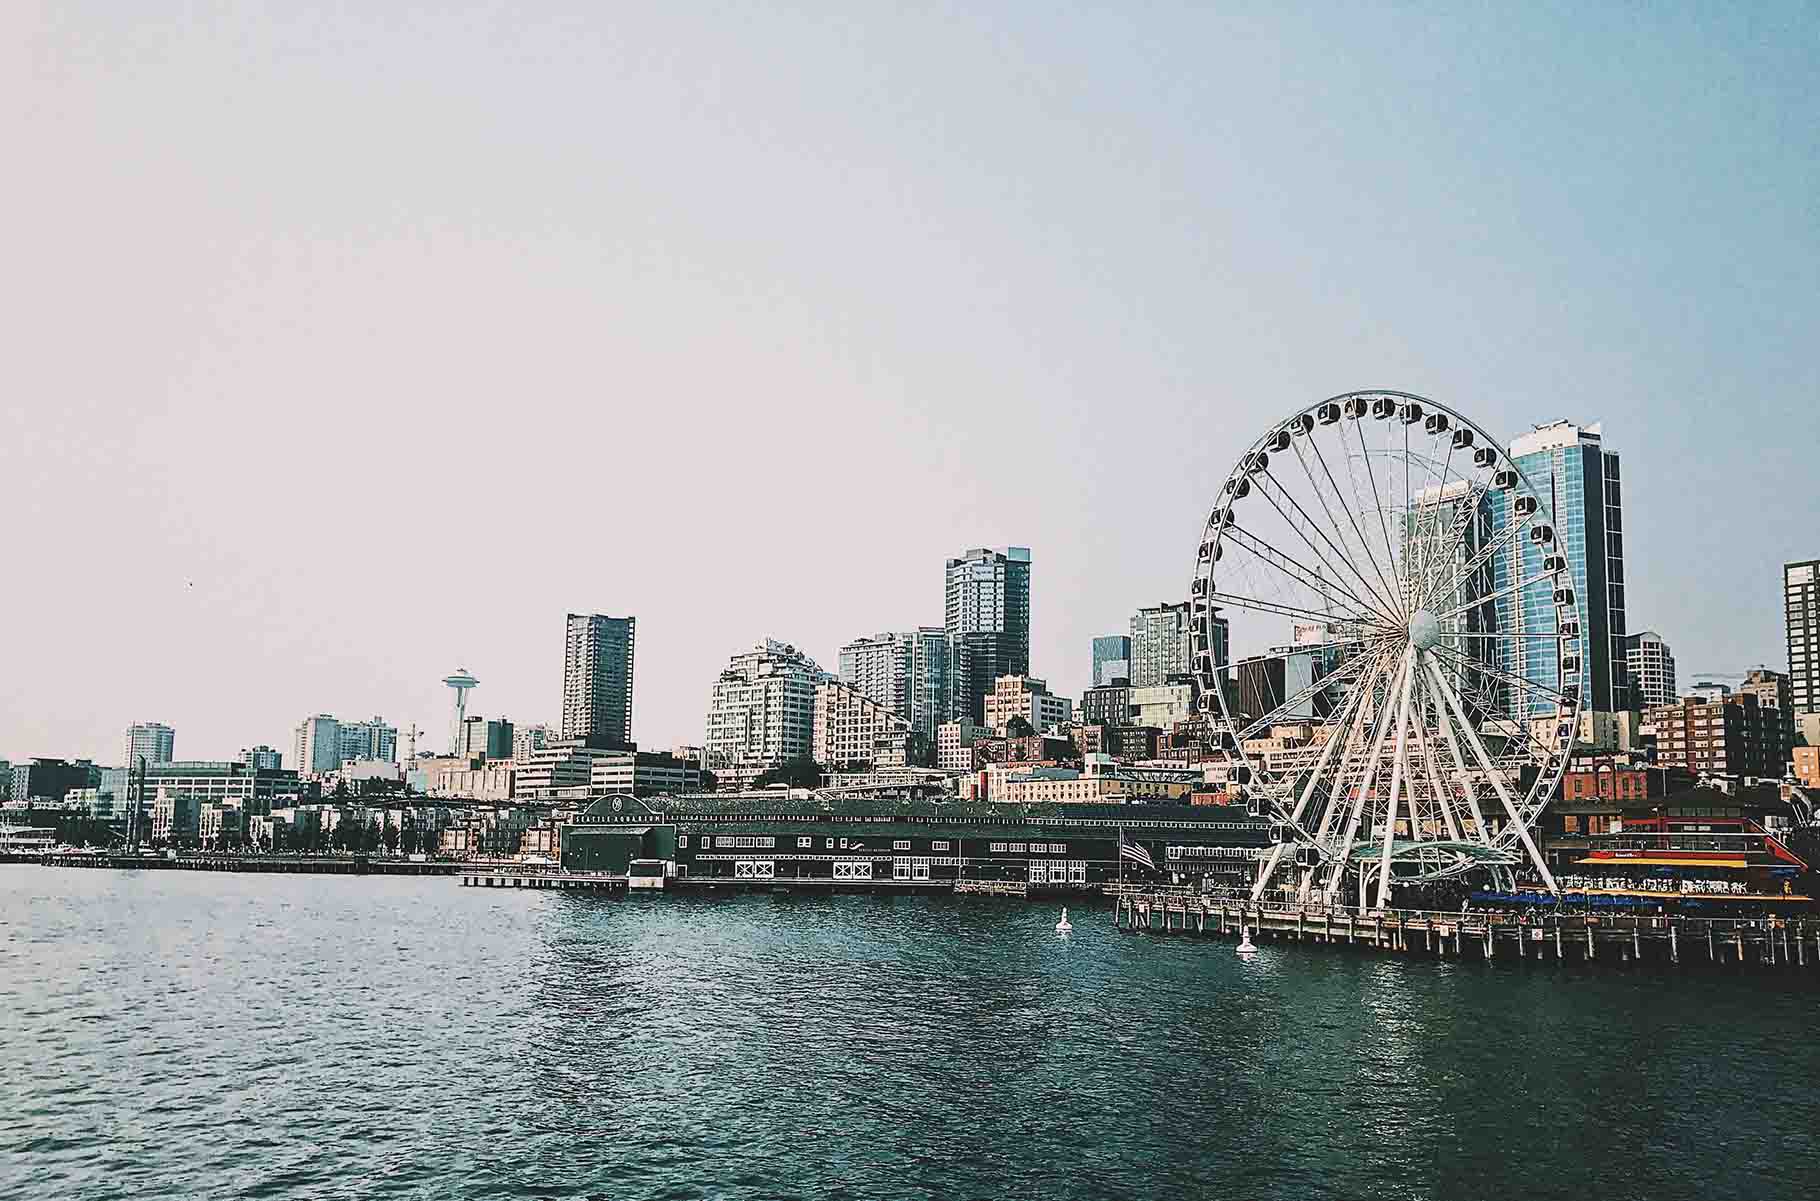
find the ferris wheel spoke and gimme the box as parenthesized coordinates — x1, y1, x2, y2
(1305, 433, 1404, 621)
(1430, 566, 1563, 624)
(1423, 498, 1544, 612)
(1323, 648, 1410, 902)
(1428, 675, 1496, 845)
(1424, 655, 1557, 891)
(1430, 642, 1572, 707)
(1219, 523, 1394, 627)
(1252, 465, 1402, 625)
(1412, 479, 1488, 610)
(1284, 440, 1403, 617)
(1232, 649, 1376, 742)
(1412, 707, 1464, 843)
(1375, 648, 1420, 908)
(1208, 591, 1370, 629)
(1309, 646, 1397, 846)
(1353, 419, 1407, 619)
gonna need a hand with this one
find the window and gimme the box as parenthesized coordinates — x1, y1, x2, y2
(797, 836, 813, 849)
(893, 840, 910, 851)
(932, 840, 951, 852)
(679, 834, 690, 848)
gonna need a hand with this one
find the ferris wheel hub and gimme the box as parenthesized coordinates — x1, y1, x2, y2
(1408, 608, 1442, 652)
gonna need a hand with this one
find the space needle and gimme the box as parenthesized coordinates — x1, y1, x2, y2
(442, 667, 479, 753)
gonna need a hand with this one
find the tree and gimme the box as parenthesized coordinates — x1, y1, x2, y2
(383, 822, 400, 854)
(1006, 715, 1036, 738)
(752, 756, 823, 790)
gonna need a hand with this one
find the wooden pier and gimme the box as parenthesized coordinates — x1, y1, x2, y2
(1108, 885, 1820, 971)
(36, 851, 461, 876)
(458, 868, 625, 891)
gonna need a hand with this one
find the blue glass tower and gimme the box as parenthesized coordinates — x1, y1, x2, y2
(1506, 422, 1628, 717)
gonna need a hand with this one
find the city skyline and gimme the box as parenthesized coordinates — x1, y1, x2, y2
(4, 5, 1816, 763)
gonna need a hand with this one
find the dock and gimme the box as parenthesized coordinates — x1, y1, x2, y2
(34, 851, 462, 876)
(1109, 885, 1820, 971)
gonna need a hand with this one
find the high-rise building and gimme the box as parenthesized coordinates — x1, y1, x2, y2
(1507, 421, 1629, 716)
(337, 716, 398, 764)
(1623, 632, 1677, 710)
(813, 682, 911, 768)
(983, 675, 1072, 734)
(1091, 635, 1131, 687)
(124, 722, 176, 767)
(459, 716, 515, 760)
(240, 745, 282, 772)
(1738, 668, 1795, 769)
(837, 629, 951, 740)
(1786, 560, 1820, 715)
(1130, 603, 1194, 687)
(512, 723, 553, 764)
(562, 614, 636, 749)
(293, 715, 341, 775)
(704, 640, 829, 779)
(1646, 694, 1783, 779)
(945, 547, 1031, 719)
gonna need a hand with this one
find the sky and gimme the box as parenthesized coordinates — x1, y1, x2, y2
(3, 2, 1817, 765)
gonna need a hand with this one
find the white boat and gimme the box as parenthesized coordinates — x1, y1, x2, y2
(1236, 927, 1257, 953)
(1055, 907, 1072, 933)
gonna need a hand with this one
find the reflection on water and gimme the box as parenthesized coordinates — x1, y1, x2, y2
(2, 868, 1816, 1200)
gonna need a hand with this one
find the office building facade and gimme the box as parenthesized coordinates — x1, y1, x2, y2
(1130, 603, 1194, 688)
(1623, 631, 1677, 711)
(945, 547, 1031, 720)
(1092, 635, 1131, 687)
(813, 682, 911, 768)
(1507, 421, 1629, 716)
(562, 613, 636, 749)
(293, 715, 342, 775)
(704, 640, 830, 775)
(124, 722, 176, 767)
(1786, 560, 1820, 715)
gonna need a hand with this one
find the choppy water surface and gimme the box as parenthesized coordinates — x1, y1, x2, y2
(3, 867, 1816, 1200)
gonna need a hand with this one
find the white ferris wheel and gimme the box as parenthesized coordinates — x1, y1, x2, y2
(1189, 391, 1584, 909)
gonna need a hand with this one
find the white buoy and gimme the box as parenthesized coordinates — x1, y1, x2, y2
(1236, 926, 1257, 953)
(1056, 906, 1072, 933)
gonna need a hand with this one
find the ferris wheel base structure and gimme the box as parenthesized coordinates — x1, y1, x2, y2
(1189, 390, 1583, 909)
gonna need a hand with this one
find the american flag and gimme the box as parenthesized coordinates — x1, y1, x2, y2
(1119, 830, 1155, 872)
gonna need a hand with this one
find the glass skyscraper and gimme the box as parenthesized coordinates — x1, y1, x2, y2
(1506, 421, 1628, 717)
(1090, 634, 1130, 687)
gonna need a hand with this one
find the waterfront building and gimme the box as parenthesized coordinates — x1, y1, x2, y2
(1091, 635, 1131, 688)
(459, 716, 514, 760)
(241, 745, 282, 772)
(337, 716, 398, 764)
(562, 613, 637, 749)
(142, 761, 306, 806)
(431, 760, 516, 802)
(561, 794, 1269, 892)
(293, 715, 341, 776)
(512, 741, 626, 799)
(945, 547, 1031, 719)
(1787, 559, 1820, 714)
(1645, 694, 1784, 779)
(813, 682, 911, 769)
(512, 723, 553, 763)
(936, 720, 987, 772)
(8, 758, 92, 802)
(1507, 420, 1629, 715)
(589, 751, 703, 797)
(704, 640, 830, 777)
(983, 676, 1072, 735)
(124, 722, 175, 767)
(1624, 631, 1678, 710)
(198, 801, 244, 847)
(151, 791, 200, 843)
(1129, 603, 1194, 688)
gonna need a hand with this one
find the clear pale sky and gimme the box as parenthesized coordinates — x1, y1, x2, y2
(4, 3, 1816, 765)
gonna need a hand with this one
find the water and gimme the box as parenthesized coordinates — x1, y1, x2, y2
(4, 868, 1816, 1200)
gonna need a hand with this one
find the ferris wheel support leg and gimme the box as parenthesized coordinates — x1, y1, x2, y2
(1425, 657, 1559, 895)
(1428, 680, 1497, 849)
(1374, 646, 1418, 910)
(1323, 653, 1409, 904)
(1248, 664, 1378, 902)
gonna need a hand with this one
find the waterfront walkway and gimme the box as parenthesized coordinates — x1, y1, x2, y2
(1109, 885, 1820, 971)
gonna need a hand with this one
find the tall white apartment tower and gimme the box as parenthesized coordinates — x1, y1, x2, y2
(1786, 560, 1820, 715)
